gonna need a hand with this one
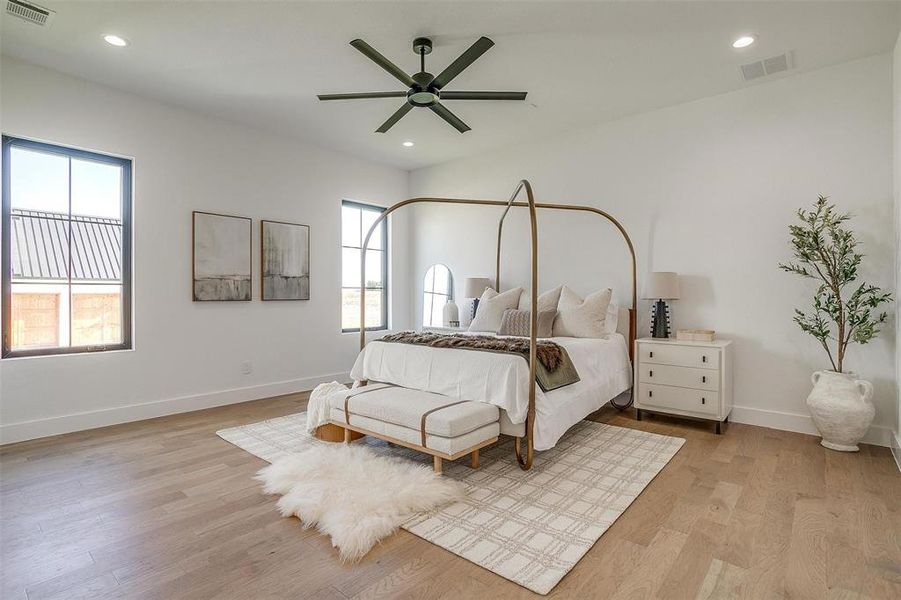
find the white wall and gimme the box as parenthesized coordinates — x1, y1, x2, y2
(0, 56, 411, 443)
(410, 54, 897, 445)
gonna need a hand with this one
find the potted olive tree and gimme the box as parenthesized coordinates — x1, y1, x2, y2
(779, 196, 892, 451)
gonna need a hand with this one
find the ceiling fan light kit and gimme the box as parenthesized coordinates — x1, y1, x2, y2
(317, 36, 528, 134)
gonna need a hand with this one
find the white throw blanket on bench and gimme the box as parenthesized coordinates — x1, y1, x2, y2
(305, 381, 350, 432)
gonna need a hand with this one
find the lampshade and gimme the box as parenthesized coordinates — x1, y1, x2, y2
(643, 272, 680, 300)
(463, 277, 493, 299)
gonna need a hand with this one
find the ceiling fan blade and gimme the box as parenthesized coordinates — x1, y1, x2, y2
(318, 91, 407, 101)
(429, 101, 470, 133)
(430, 36, 494, 90)
(439, 91, 527, 101)
(375, 103, 413, 133)
(350, 39, 415, 88)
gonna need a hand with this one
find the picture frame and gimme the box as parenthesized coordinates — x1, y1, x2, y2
(192, 211, 252, 301)
(261, 219, 311, 301)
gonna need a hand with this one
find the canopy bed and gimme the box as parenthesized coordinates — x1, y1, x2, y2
(322, 180, 637, 470)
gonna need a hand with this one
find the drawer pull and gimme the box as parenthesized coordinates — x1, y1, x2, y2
(701, 397, 706, 405)
(649, 351, 654, 358)
(649, 370, 653, 377)
(702, 375, 706, 383)
(648, 390, 653, 398)
(702, 355, 707, 363)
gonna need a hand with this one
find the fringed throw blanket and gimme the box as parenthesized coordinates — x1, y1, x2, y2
(378, 332, 580, 392)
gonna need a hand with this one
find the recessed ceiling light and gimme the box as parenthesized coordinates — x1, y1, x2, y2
(103, 34, 129, 47)
(732, 35, 756, 49)
(402, 141, 414, 147)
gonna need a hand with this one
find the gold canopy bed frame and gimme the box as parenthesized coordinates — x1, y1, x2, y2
(354, 180, 637, 470)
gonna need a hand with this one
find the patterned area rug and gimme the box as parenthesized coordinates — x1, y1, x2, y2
(217, 413, 684, 595)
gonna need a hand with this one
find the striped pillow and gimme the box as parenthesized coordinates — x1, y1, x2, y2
(498, 309, 557, 338)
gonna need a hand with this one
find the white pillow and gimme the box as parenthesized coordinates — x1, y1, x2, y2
(518, 286, 563, 313)
(605, 302, 619, 335)
(553, 286, 613, 338)
(468, 287, 523, 333)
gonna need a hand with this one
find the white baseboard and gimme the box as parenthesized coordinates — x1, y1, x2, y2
(0, 372, 351, 446)
(730, 404, 894, 448)
(891, 430, 901, 472)
(3, 383, 897, 454)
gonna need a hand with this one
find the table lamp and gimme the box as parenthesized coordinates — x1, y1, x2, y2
(643, 272, 680, 338)
(464, 277, 493, 318)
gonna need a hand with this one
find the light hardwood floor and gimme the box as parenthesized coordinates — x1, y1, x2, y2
(1, 392, 899, 600)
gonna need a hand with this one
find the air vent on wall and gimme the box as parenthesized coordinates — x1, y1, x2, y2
(739, 52, 793, 82)
(5, 0, 55, 26)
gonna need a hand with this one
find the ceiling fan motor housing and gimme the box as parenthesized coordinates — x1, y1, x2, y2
(408, 71, 438, 106)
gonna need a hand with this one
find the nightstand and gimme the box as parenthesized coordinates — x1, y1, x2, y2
(634, 337, 733, 434)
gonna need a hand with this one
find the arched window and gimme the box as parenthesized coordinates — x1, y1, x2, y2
(422, 264, 453, 327)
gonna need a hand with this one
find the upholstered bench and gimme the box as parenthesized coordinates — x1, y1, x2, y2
(324, 383, 500, 473)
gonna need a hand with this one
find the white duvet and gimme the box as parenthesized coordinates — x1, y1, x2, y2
(348, 333, 632, 451)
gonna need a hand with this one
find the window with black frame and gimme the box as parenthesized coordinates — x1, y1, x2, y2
(341, 200, 387, 331)
(2, 136, 132, 358)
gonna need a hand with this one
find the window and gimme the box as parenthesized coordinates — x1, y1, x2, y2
(341, 200, 387, 331)
(422, 264, 453, 327)
(2, 136, 132, 358)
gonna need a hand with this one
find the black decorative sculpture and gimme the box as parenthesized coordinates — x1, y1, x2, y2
(650, 299, 672, 338)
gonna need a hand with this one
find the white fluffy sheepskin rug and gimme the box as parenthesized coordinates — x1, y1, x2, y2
(256, 444, 465, 562)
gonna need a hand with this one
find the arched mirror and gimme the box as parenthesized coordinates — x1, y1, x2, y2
(422, 264, 454, 327)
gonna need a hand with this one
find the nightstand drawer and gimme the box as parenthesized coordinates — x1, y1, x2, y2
(639, 384, 719, 416)
(640, 344, 719, 370)
(638, 364, 718, 391)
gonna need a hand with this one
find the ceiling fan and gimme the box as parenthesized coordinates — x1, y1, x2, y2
(317, 36, 527, 134)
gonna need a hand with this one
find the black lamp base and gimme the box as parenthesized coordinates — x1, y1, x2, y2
(651, 299, 671, 338)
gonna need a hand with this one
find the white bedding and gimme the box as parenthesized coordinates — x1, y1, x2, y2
(348, 333, 632, 451)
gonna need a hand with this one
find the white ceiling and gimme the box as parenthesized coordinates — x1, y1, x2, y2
(2, 1, 899, 170)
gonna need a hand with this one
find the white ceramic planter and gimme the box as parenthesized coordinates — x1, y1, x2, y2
(442, 299, 459, 327)
(806, 370, 874, 452)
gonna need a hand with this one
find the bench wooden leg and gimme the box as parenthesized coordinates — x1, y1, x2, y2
(433, 456, 443, 474)
(470, 449, 480, 469)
